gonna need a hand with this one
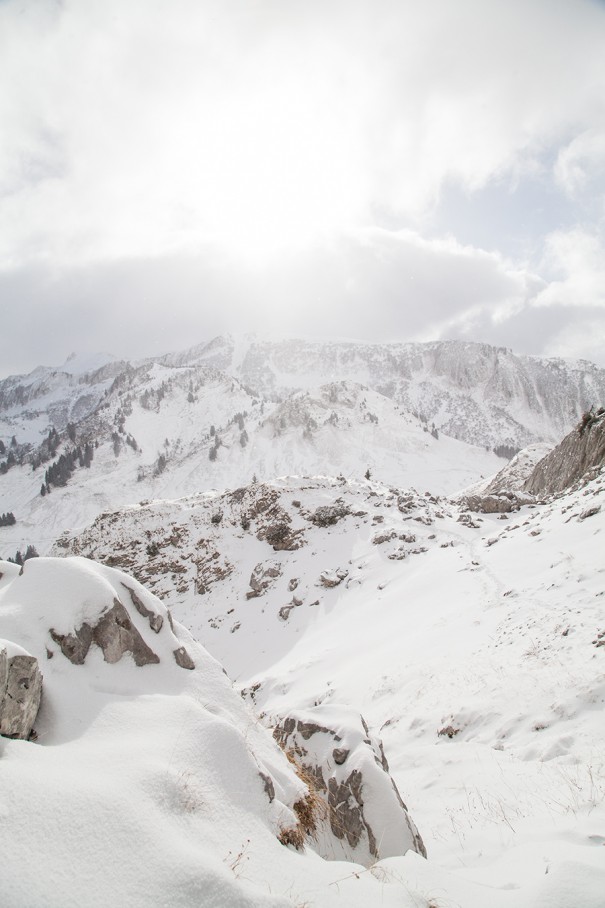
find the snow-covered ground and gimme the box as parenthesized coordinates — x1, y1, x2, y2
(49, 468, 605, 907)
(0, 556, 516, 908)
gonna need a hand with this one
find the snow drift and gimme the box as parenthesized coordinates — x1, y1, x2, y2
(0, 556, 432, 908)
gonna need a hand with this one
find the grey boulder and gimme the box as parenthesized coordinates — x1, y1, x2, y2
(0, 643, 43, 740)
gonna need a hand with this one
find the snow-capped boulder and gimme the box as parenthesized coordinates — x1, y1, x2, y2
(0, 640, 43, 740)
(20, 561, 195, 671)
(319, 568, 348, 588)
(272, 705, 426, 866)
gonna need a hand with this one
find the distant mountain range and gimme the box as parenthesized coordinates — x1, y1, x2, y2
(0, 335, 604, 557)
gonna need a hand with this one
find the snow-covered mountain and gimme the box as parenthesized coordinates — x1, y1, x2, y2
(162, 334, 605, 449)
(3, 335, 605, 451)
(0, 363, 500, 558)
(2, 335, 604, 558)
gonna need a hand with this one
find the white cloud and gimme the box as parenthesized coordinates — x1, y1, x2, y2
(543, 316, 605, 365)
(554, 129, 605, 198)
(1, 0, 605, 270)
(1, 0, 605, 372)
(534, 227, 605, 309)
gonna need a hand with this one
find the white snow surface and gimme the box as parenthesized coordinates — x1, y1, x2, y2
(52, 470, 605, 907)
(1, 556, 439, 908)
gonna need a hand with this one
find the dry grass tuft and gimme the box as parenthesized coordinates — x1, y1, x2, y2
(277, 746, 328, 849)
(278, 824, 305, 850)
(293, 793, 320, 836)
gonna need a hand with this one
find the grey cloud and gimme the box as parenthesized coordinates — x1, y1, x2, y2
(0, 231, 559, 377)
(443, 301, 605, 367)
(1, 0, 605, 375)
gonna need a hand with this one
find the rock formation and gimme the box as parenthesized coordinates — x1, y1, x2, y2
(524, 408, 605, 496)
(0, 642, 43, 739)
(272, 706, 426, 866)
(458, 443, 551, 512)
(0, 557, 195, 674)
(247, 561, 282, 598)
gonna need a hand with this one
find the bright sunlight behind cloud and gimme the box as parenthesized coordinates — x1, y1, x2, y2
(0, 0, 604, 373)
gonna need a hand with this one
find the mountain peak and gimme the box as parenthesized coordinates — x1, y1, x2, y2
(59, 351, 117, 376)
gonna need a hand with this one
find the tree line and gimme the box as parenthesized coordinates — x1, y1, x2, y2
(41, 443, 94, 495)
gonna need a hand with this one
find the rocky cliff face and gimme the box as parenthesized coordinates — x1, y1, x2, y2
(170, 335, 605, 450)
(524, 408, 605, 497)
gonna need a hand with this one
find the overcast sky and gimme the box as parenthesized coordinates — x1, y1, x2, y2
(1, 0, 605, 377)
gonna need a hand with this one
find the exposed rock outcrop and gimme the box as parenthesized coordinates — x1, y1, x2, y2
(456, 443, 550, 511)
(319, 569, 348, 588)
(463, 492, 530, 514)
(272, 706, 426, 866)
(173, 646, 195, 670)
(0, 557, 195, 676)
(308, 504, 350, 527)
(247, 561, 282, 599)
(482, 443, 552, 495)
(0, 642, 43, 739)
(123, 584, 164, 633)
(524, 408, 605, 497)
(50, 598, 161, 667)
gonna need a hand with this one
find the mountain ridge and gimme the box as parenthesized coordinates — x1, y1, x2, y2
(3, 335, 603, 451)
(1, 335, 604, 559)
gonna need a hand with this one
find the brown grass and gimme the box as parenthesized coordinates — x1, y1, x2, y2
(278, 824, 306, 850)
(277, 747, 328, 849)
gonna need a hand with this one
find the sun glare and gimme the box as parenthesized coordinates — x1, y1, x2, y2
(175, 51, 366, 265)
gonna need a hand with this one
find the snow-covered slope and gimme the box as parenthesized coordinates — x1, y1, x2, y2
(0, 366, 502, 557)
(3, 335, 605, 906)
(0, 358, 125, 443)
(0, 556, 435, 908)
(165, 334, 605, 450)
(53, 470, 605, 907)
